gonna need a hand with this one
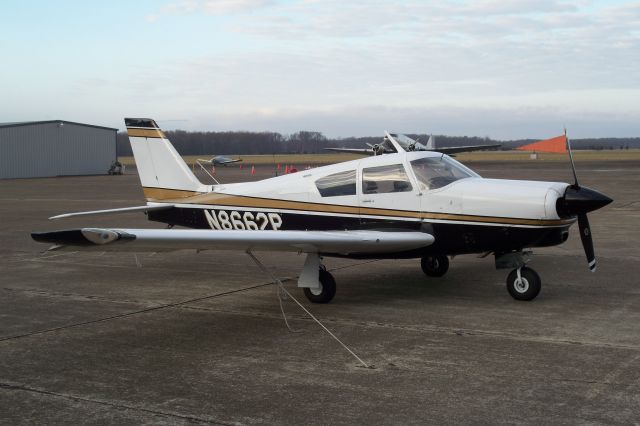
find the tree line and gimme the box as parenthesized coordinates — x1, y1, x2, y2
(116, 130, 640, 156)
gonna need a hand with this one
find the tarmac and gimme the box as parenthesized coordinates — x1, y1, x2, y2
(1, 159, 639, 425)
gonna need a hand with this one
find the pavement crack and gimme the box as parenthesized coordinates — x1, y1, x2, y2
(585, 353, 640, 400)
(178, 305, 640, 352)
(0, 381, 233, 425)
(0, 280, 281, 343)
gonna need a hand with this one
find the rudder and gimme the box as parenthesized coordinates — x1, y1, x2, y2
(125, 118, 208, 199)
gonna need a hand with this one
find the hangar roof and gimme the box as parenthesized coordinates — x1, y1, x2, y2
(0, 120, 117, 131)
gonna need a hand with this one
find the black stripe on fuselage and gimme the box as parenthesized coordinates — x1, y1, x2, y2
(147, 206, 571, 258)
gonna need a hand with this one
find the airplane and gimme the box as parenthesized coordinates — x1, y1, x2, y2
(197, 155, 242, 166)
(32, 118, 612, 304)
(325, 133, 501, 156)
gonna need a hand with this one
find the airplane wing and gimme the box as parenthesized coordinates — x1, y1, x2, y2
(32, 228, 434, 256)
(217, 159, 242, 164)
(324, 147, 376, 155)
(428, 144, 501, 154)
(49, 205, 174, 220)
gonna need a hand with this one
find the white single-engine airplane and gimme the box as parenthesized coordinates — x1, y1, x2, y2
(326, 133, 501, 156)
(197, 155, 242, 166)
(32, 118, 612, 303)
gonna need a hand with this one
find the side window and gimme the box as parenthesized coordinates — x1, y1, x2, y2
(362, 164, 413, 194)
(315, 170, 356, 197)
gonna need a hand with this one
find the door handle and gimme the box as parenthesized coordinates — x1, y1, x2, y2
(361, 199, 374, 203)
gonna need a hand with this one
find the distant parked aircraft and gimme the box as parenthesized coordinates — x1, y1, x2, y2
(198, 155, 242, 166)
(326, 133, 501, 156)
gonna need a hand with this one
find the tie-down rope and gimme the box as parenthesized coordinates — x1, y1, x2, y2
(246, 250, 370, 369)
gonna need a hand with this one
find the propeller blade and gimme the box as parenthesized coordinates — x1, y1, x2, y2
(578, 214, 596, 272)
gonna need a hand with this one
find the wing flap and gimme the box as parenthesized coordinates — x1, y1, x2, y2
(32, 228, 434, 255)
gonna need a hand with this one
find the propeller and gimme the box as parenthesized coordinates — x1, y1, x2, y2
(366, 143, 385, 156)
(577, 214, 596, 271)
(557, 130, 612, 272)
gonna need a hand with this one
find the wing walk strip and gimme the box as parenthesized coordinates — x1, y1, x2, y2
(143, 187, 574, 227)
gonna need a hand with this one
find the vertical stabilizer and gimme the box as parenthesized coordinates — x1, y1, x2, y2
(125, 118, 208, 198)
(426, 134, 435, 150)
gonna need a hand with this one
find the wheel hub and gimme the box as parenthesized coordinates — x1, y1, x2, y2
(309, 284, 323, 296)
(514, 277, 529, 293)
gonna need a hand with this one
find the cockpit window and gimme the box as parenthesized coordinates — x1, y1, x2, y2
(315, 170, 356, 197)
(362, 164, 413, 194)
(410, 156, 478, 190)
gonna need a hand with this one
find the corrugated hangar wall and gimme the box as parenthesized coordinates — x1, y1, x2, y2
(0, 121, 117, 179)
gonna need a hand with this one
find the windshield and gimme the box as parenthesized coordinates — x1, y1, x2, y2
(410, 156, 479, 190)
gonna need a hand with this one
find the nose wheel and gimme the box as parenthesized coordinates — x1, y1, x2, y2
(506, 266, 541, 301)
(421, 255, 449, 277)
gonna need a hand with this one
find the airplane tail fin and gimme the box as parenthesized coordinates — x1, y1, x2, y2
(426, 134, 435, 150)
(125, 118, 208, 200)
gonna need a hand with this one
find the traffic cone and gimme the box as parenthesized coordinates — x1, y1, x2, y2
(251, 165, 255, 175)
(277, 163, 281, 170)
(239, 164, 243, 170)
(211, 166, 216, 175)
(284, 165, 289, 174)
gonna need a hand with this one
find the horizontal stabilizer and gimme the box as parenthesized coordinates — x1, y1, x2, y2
(49, 205, 174, 220)
(32, 228, 434, 255)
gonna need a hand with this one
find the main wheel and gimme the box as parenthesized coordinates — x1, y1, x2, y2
(421, 255, 449, 277)
(506, 267, 541, 301)
(304, 269, 336, 304)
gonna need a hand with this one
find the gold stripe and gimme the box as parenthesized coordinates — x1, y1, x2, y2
(143, 187, 574, 227)
(127, 128, 166, 138)
(143, 187, 202, 200)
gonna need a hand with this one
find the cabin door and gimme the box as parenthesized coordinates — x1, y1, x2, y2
(358, 161, 421, 228)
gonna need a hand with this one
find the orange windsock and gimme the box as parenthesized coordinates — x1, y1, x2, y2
(517, 135, 567, 153)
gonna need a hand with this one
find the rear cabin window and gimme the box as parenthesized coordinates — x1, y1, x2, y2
(362, 164, 413, 194)
(315, 170, 357, 197)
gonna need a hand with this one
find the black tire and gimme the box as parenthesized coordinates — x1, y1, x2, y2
(421, 255, 449, 277)
(303, 269, 336, 304)
(506, 267, 541, 301)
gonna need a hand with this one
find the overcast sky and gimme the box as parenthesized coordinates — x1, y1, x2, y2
(1, 0, 638, 139)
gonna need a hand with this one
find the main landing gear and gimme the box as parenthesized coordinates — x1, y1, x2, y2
(303, 266, 336, 304)
(296, 253, 337, 304)
(421, 255, 449, 277)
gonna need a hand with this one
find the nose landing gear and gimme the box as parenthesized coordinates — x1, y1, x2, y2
(496, 250, 541, 301)
(506, 266, 541, 301)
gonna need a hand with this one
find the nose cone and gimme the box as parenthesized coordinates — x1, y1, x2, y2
(556, 185, 613, 217)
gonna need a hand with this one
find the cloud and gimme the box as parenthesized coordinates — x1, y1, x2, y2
(152, 0, 273, 18)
